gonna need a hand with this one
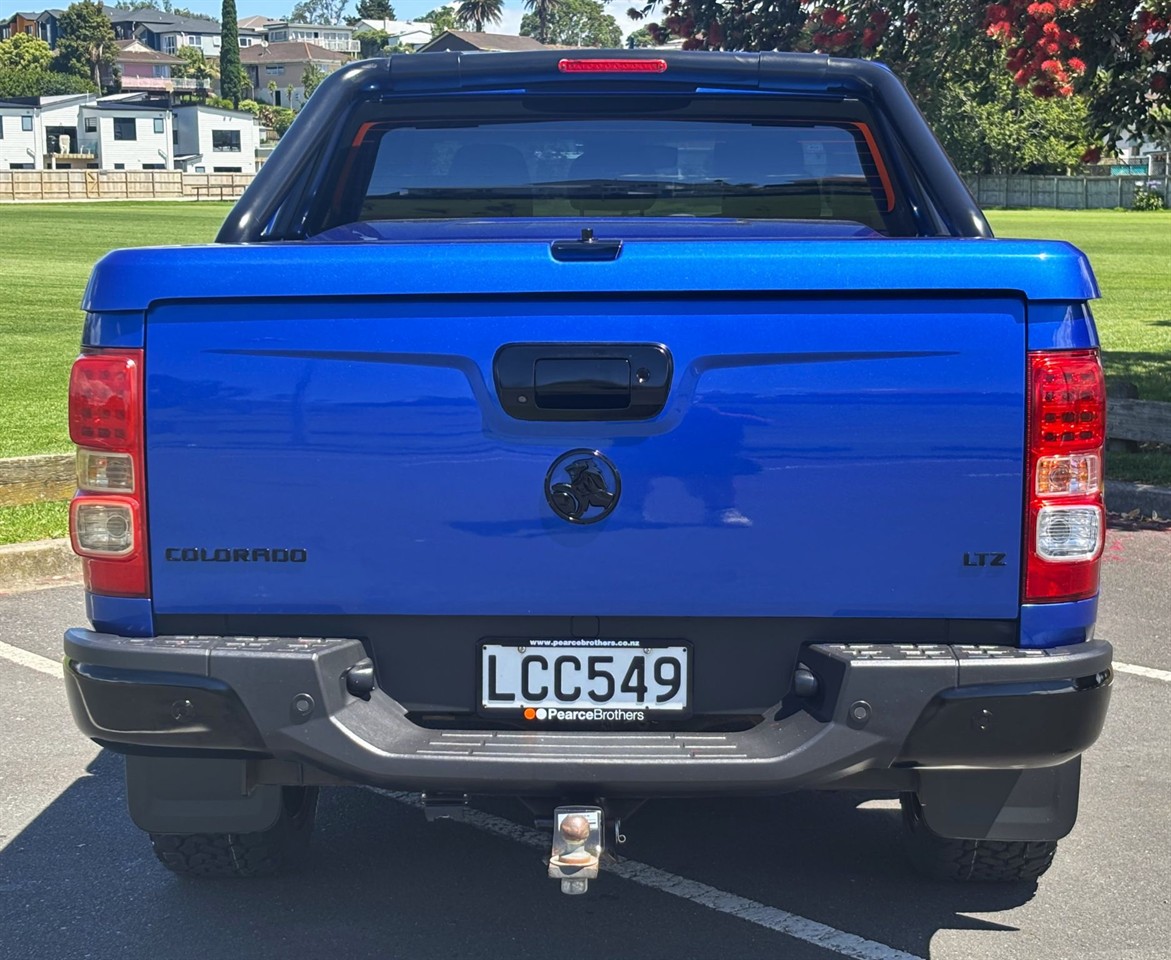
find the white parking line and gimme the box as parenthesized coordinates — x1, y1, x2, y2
(1113, 661, 1171, 683)
(0, 640, 61, 678)
(366, 787, 924, 960)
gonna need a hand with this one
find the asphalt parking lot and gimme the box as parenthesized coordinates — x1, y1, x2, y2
(1, 520, 1168, 960)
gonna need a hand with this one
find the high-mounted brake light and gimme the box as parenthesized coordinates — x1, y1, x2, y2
(1025, 348, 1105, 603)
(69, 349, 149, 597)
(558, 58, 668, 74)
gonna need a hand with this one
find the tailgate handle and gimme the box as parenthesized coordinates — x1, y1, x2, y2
(495, 344, 672, 421)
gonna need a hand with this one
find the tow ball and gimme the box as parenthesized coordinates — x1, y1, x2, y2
(548, 805, 611, 895)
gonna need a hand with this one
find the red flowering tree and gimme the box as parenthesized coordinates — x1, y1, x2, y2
(628, 0, 1171, 144)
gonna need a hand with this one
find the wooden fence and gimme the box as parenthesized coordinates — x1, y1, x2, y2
(0, 170, 255, 202)
(963, 174, 1171, 210)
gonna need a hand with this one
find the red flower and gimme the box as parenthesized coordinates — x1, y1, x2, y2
(1081, 146, 1102, 164)
(986, 4, 1010, 21)
(830, 29, 854, 46)
(1152, 74, 1169, 93)
(861, 26, 880, 49)
(1067, 56, 1086, 72)
(821, 8, 847, 27)
(1026, 2, 1057, 19)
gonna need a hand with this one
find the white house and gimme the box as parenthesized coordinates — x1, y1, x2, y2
(0, 93, 96, 170)
(356, 19, 435, 50)
(77, 94, 174, 171)
(264, 20, 359, 54)
(173, 104, 259, 174)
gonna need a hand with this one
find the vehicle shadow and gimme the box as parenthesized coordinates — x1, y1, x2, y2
(0, 750, 1046, 960)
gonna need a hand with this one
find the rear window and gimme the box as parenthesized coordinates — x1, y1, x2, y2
(334, 118, 897, 231)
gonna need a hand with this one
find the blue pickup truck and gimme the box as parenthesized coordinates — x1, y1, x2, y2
(63, 51, 1111, 891)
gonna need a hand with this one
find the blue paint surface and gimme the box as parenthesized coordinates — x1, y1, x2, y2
(1019, 597, 1098, 649)
(86, 593, 154, 637)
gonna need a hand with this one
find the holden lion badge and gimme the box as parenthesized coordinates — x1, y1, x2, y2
(545, 449, 620, 524)
(548, 805, 604, 895)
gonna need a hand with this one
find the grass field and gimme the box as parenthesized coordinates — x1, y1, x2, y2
(0, 203, 1168, 544)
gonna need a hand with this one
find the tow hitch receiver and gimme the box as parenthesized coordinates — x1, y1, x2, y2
(548, 806, 603, 895)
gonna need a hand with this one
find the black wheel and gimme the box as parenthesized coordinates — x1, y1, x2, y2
(150, 786, 318, 878)
(900, 793, 1057, 882)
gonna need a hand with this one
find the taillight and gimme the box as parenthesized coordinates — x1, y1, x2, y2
(69, 350, 148, 597)
(558, 58, 668, 73)
(1025, 348, 1105, 602)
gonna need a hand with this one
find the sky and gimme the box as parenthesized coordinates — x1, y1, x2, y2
(109, 0, 648, 39)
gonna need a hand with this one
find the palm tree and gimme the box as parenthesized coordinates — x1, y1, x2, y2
(523, 0, 559, 44)
(455, 0, 503, 32)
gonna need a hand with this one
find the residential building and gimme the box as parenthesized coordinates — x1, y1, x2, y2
(109, 40, 202, 95)
(237, 14, 268, 48)
(263, 20, 358, 54)
(0, 11, 37, 40)
(173, 103, 259, 174)
(35, 8, 65, 47)
(108, 8, 222, 57)
(417, 30, 548, 53)
(77, 94, 174, 171)
(355, 18, 435, 50)
(0, 93, 97, 170)
(241, 42, 348, 109)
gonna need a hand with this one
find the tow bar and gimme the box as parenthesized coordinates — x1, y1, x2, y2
(548, 805, 605, 895)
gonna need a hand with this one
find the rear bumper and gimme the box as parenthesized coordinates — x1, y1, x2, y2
(63, 629, 1112, 796)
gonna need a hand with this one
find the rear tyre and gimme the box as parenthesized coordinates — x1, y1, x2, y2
(150, 786, 318, 878)
(900, 793, 1057, 882)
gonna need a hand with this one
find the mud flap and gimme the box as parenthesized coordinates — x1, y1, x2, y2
(125, 755, 282, 834)
(916, 757, 1081, 842)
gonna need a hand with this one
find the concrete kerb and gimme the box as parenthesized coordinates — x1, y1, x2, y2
(1107, 480, 1171, 521)
(0, 539, 80, 593)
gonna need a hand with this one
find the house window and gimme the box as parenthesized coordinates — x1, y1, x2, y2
(0, 118, 4, 139)
(153, 64, 169, 77)
(143, 162, 165, 170)
(212, 129, 241, 152)
(163, 35, 176, 53)
(113, 117, 136, 140)
(213, 166, 242, 172)
(195, 165, 205, 172)
(153, 118, 165, 134)
(113, 163, 125, 169)
(84, 117, 97, 133)
(264, 65, 284, 75)
(21, 116, 32, 131)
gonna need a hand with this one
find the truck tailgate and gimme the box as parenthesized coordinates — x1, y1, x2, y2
(141, 245, 1027, 620)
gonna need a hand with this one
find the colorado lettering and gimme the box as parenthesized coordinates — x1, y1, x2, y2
(164, 547, 308, 563)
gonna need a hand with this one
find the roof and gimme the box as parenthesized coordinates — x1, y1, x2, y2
(417, 30, 547, 53)
(107, 8, 220, 34)
(115, 39, 183, 65)
(87, 93, 171, 112)
(173, 104, 257, 120)
(237, 15, 272, 31)
(0, 93, 95, 108)
(240, 41, 348, 64)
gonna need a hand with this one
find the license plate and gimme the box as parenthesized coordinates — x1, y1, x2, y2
(481, 641, 689, 716)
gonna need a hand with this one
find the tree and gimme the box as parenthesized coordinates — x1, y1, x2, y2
(630, 0, 1171, 148)
(420, 6, 459, 32)
(302, 62, 326, 98)
(354, 28, 391, 57)
(522, 0, 560, 43)
(289, 0, 350, 23)
(356, 0, 395, 18)
(56, 0, 118, 88)
(0, 66, 97, 97)
(625, 25, 658, 47)
(171, 6, 220, 20)
(220, 0, 243, 107)
(522, 0, 620, 46)
(0, 35, 54, 71)
(455, 0, 503, 32)
(173, 45, 218, 82)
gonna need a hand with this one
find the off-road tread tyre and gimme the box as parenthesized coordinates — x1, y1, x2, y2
(900, 794, 1057, 882)
(149, 786, 318, 878)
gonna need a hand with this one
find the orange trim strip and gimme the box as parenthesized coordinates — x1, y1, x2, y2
(850, 122, 895, 213)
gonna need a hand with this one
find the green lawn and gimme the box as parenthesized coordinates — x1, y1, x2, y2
(0, 202, 232, 459)
(988, 210, 1171, 404)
